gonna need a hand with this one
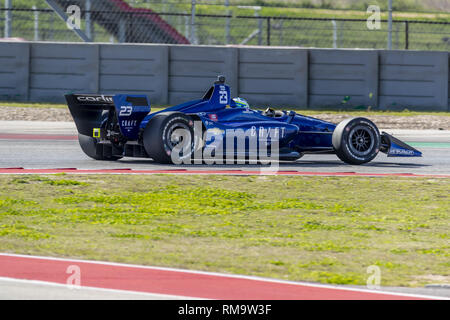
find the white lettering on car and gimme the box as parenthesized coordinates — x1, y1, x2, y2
(119, 106, 133, 117)
(219, 85, 228, 104)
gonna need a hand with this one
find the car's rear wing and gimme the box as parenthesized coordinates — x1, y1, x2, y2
(65, 94, 114, 137)
(65, 94, 151, 140)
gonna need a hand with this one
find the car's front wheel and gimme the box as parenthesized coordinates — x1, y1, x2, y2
(332, 117, 380, 165)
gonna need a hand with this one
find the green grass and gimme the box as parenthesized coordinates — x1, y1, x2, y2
(160, 0, 447, 13)
(0, 174, 449, 287)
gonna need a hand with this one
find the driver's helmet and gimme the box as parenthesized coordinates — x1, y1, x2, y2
(232, 97, 250, 109)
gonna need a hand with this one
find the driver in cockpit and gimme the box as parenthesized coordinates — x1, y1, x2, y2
(231, 97, 250, 109)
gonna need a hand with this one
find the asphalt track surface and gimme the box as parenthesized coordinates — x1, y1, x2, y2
(1, 253, 449, 300)
(0, 122, 449, 299)
(0, 121, 449, 176)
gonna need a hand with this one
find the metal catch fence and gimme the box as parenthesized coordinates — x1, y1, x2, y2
(1, 2, 449, 51)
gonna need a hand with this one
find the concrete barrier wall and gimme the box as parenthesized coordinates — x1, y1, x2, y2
(100, 44, 169, 103)
(238, 47, 308, 107)
(0, 42, 29, 101)
(29, 43, 99, 102)
(168, 46, 238, 105)
(379, 51, 448, 111)
(308, 49, 378, 108)
(0, 42, 448, 111)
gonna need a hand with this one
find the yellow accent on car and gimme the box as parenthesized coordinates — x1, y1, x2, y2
(207, 128, 224, 135)
(93, 128, 101, 138)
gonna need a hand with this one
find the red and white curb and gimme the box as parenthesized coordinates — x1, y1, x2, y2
(0, 253, 444, 300)
(0, 167, 449, 178)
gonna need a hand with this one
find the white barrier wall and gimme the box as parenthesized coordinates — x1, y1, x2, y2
(0, 41, 448, 111)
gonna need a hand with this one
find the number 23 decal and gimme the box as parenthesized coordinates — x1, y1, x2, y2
(119, 106, 133, 116)
(219, 86, 228, 104)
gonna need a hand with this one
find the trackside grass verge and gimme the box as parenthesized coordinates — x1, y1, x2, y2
(0, 174, 448, 287)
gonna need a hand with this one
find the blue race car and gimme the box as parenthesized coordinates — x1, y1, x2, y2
(66, 75, 421, 165)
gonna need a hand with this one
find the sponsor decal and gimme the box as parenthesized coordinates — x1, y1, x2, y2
(390, 148, 414, 156)
(219, 85, 228, 104)
(208, 114, 218, 122)
(77, 95, 113, 104)
(250, 126, 286, 139)
(92, 128, 101, 138)
(170, 121, 280, 174)
(119, 106, 133, 117)
(121, 120, 138, 128)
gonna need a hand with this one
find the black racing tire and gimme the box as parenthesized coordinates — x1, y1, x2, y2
(78, 134, 122, 161)
(143, 112, 201, 164)
(332, 117, 380, 165)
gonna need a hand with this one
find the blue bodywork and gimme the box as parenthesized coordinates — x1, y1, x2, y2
(112, 95, 150, 140)
(128, 81, 338, 155)
(67, 77, 421, 160)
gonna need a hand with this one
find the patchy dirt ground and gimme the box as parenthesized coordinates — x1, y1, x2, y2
(0, 107, 72, 122)
(0, 106, 449, 130)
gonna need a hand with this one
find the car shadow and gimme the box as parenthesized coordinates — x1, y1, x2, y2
(116, 158, 430, 169)
(291, 160, 429, 169)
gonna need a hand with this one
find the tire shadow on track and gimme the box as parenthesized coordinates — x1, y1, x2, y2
(113, 158, 430, 170)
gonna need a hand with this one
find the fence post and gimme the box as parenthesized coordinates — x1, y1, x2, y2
(267, 17, 270, 46)
(257, 13, 262, 45)
(118, 19, 126, 43)
(405, 21, 409, 50)
(4, 0, 12, 38)
(394, 22, 398, 49)
(33, 6, 39, 41)
(225, 0, 230, 45)
(388, 0, 393, 49)
(331, 20, 337, 48)
(279, 19, 283, 46)
(85, 0, 92, 41)
(190, 0, 197, 44)
(184, 11, 189, 39)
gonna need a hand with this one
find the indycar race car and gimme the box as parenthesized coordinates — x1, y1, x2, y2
(66, 75, 421, 165)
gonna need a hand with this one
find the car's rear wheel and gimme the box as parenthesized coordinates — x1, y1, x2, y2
(332, 117, 380, 165)
(143, 112, 201, 164)
(78, 111, 122, 161)
(78, 134, 122, 161)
